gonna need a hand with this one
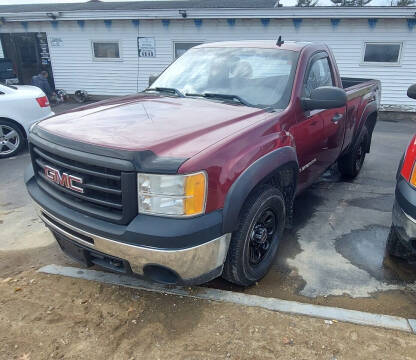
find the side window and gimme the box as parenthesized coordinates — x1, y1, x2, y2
(304, 57, 334, 98)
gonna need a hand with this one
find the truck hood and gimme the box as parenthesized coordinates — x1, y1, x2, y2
(37, 94, 271, 158)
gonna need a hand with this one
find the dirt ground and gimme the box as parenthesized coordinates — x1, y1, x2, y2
(1, 269, 416, 360)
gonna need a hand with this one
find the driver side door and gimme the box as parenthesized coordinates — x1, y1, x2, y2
(295, 53, 337, 189)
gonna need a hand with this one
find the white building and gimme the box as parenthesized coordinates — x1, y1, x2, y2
(0, 1, 416, 108)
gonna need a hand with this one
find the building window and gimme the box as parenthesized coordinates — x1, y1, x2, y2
(92, 41, 121, 60)
(174, 42, 203, 59)
(362, 43, 402, 65)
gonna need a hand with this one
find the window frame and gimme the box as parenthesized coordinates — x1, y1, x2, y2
(172, 41, 204, 61)
(302, 52, 335, 99)
(361, 42, 403, 67)
(91, 40, 122, 62)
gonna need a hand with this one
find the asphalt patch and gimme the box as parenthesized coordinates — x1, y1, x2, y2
(347, 194, 395, 213)
(335, 225, 403, 282)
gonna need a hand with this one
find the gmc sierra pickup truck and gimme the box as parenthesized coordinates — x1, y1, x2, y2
(25, 41, 381, 286)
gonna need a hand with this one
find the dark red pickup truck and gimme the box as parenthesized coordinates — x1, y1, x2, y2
(25, 41, 380, 286)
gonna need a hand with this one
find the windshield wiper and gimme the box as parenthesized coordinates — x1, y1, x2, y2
(186, 92, 253, 107)
(144, 87, 185, 97)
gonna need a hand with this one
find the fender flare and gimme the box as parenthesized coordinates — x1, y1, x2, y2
(351, 101, 378, 150)
(222, 146, 298, 233)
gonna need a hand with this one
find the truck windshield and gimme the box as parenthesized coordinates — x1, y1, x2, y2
(149, 47, 299, 109)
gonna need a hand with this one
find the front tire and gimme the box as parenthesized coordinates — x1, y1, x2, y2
(0, 120, 25, 159)
(385, 225, 411, 260)
(222, 185, 286, 286)
(386, 226, 400, 257)
(338, 126, 369, 179)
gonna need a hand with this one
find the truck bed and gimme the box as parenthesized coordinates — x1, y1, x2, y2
(341, 77, 376, 90)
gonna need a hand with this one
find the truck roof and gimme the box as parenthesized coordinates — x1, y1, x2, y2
(195, 40, 314, 52)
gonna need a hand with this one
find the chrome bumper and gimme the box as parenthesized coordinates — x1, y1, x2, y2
(392, 200, 416, 243)
(39, 208, 231, 283)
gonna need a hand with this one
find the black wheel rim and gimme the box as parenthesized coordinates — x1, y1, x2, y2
(355, 138, 366, 172)
(249, 209, 277, 266)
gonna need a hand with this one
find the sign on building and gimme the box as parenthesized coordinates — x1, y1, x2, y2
(37, 33, 51, 65)
(138, 37, 155, 57)
(50, 37, 63, 47)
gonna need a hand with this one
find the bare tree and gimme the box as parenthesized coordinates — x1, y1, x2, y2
(296, 0, 318, 6)
(395, 0, 415, 6)
(331, 0, 372, 5)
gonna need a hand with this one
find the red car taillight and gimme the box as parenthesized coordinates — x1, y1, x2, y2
(401, 134, 416, 187)
(36, 96, 49, 108)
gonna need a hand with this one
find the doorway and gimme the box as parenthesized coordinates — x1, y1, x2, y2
(0, 32, 55, 88)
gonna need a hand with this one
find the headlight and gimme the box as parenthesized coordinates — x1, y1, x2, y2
(138, 172, 207, 217)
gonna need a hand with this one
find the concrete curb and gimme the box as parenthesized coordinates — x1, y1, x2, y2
(39, 264, 415, 334)
(378, 111, 416, 122)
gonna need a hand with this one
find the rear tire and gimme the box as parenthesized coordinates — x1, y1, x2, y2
(222, 185, 286, 286)
(338, 126, 369, 179)
(0, 120, 25, 159)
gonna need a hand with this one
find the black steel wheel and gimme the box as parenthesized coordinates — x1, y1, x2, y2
(222, 185, 286, 286)
(354, 136, 366, 174)
(338, 126, 369, 179)
(249, 209, 277, 266)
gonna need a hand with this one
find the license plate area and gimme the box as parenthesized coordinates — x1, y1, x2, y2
(53, 231, 131, 274)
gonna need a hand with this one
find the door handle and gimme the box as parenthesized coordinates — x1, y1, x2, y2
(332, 113, 344, 124)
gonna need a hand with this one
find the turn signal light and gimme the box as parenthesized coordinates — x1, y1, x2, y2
(184, 172, 206, 216)
(36, 96, 50, 108)
(411, 167, 416, 187)
(401, 134, 416, 187)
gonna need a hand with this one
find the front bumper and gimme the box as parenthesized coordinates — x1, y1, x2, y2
(392, 201, 416, 247)
(25, 167, 230, 285)
(40, 207, 230, 284)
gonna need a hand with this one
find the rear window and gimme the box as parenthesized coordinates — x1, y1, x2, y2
(232, 54, 293, 78)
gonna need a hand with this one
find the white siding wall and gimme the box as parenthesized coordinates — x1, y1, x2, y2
(47, 20, 140, 96)
(0, 18, 415, 105)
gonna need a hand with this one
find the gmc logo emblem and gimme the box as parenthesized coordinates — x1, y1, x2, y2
(44, 165, 84, 194)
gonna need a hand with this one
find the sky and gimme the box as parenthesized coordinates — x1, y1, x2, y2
(0, 0, 395, 6)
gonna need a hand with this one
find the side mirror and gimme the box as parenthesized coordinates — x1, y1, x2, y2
(148, 75, 158, 86)
(407, 84, 416, 100)
(302, 86, 347, 111)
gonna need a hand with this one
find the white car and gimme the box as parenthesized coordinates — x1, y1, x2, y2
(0, 83, 54, 158)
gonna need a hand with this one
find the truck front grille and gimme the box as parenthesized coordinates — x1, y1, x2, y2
(30, 144, 137, 224)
